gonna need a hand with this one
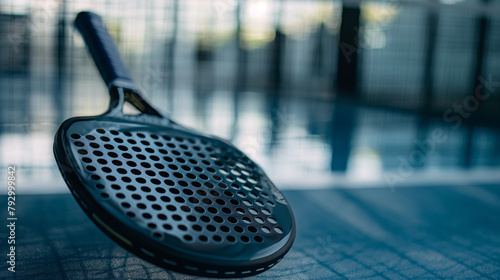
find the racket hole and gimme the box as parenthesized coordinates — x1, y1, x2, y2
(150, 155, 159, 161)
(210, 190, 220, 196)
(154, 142, 163, 147)
(152, 204, 162, 210)
(116, 193, 125, 199)
(93, 151, 103, 156)
(126, 161, 137, 167)
(254, 236, 263, 242)
(100, 193, 109, 199)
(202, 198, 212, 205)
(183, 189, 193, 195)
(213, 235, 222, 242)
(230, 199, 239, 205)
(142, 213, 152, 219)
(143, 186, 153, 192)
(242, 217, 251, 224)
(255, 217, 264, 224)
(177, 223, 186, 229)
(222, 207, 231, 214)
(126, 212, 135, 217)
(110, 130, 119, 135)
(268, 217, 277, 224)
(145, 148, 154, 153)
(137, 203, 146, 209)
(215, 199, 225, 205)
(183, 235, 193, 241)
(106, 175, 116, 181)
(173, 172, 183, 178)
(85, 135, 95, 140)
(123, 132, 132, 137)
(127, 139, 137, 144)
(131, 169, 141, 175)
(132, 194, 141, 200)
(151, 179, 161, 185)
(96, 184, 104, 189)
(167, 205, 177, 211)
(172, 214, 183, 221)
(188, 197, 199, 204)
(74, 141, 84, 147)
(137, 133, 145, 138)
(180, 205, 190, 212)
(126, 185, 136, 191)
(201, 216, 210, 223)
(89, 142, 100, 149)
(136, 178, 146, 184)
(161, 196, 171, 202)
(199, 235, 208, 242)
(233, 226, 243, 233)
(111, 160, 122, 166)
(178, 181, 188, 187)
(197, 190, 207, 196)
(86, 165, 96, 172)
(122, 153, 132, 159)
(146, 195, 156, 201)
(158, 214, 167, 220)
(165, 180, 175, 186)
(140, 162, 151, 168)
(187, 215, 197, 222)
(77, 149, 87, 155)
(236, 208, 245, 215)
(226, 236, 236, 242)
(255, 200, 264, 207)
(159, 171, 169, 178)
(228, 217, 237, 223)
(141, 140, 150, 146)
(261, 226, 270, 233)
(132, 147, 142, 152)
(118, 145, 127, 151)
(172, 151, 181, 156)
(194, 206, 204, 213)
(169, 188, 180, 194)
(220, 225, 230, 232)
(70, 134, 80, 139)
(147, 223, 156, 229)
(97, 166, 110, 174)
(241, 236, 249, 243)
(92, 175, 101, 181)
(97, 159, 107, 165)
(274, 227, 283, 234)
(121, 177, 131, 183)
(153, 232, 162, 239)
(205, 182, 214, 188)
(82, 157, 92, 163)
(163, 224, 172, 230)
(207, 207, 217, 214)
(193, 225, 202, 231)
(104, 144, 114, 150)
(164, 156, 173, 162)
(117, 168, 127, 174)
(249, 208, 258, 215)
(206, 225, 216, 232)
(111, 184, 120, 190)
(155, 187, 166, 193)
(121, 202, 130, 208)
(262, 209, 271, 215)
(213, 175, 222, 181)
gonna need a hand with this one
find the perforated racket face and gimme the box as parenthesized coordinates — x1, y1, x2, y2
(54, 116, 295, 277)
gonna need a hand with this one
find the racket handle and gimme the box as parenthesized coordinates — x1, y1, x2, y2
(75, 12, 135, 89)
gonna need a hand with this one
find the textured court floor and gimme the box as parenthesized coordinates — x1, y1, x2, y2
(1, 185, 499, 279)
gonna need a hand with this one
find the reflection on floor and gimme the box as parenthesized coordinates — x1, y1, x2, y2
(2, 89, 500, 193)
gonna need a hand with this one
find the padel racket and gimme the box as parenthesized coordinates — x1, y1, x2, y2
(53, 11, 295, 277)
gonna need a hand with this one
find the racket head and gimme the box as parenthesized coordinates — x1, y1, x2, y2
(53, 88, 295, 277)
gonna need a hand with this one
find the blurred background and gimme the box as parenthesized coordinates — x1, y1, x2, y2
(1, 0, 500, 193)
